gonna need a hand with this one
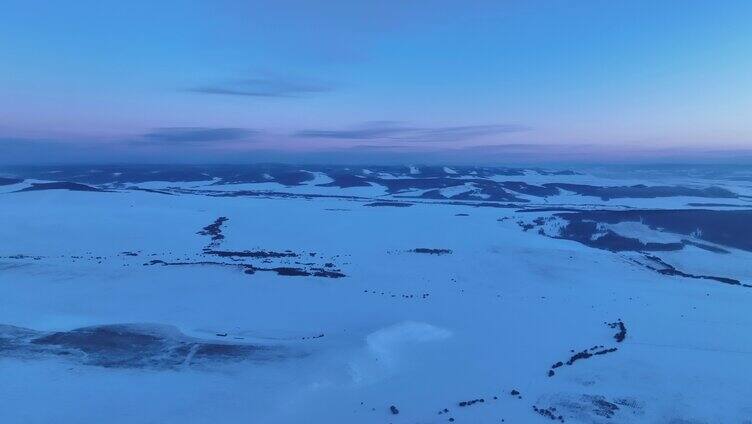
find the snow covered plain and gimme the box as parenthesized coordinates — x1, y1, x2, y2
(1, 164, 751, 423)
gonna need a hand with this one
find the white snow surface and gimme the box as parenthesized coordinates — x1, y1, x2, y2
(0, 172, 751, 424)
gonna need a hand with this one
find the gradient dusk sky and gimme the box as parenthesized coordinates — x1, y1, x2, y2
(1, 1, 751, 164)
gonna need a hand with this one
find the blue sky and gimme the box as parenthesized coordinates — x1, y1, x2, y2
(1, 0, 751, 164)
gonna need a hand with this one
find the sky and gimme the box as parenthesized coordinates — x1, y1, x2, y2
(1, 0, 751, 165)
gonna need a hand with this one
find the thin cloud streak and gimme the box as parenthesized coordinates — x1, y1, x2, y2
(188, 76, 334, 98)
(142, 127, 258, 143)
(295, 121, 531, 142)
